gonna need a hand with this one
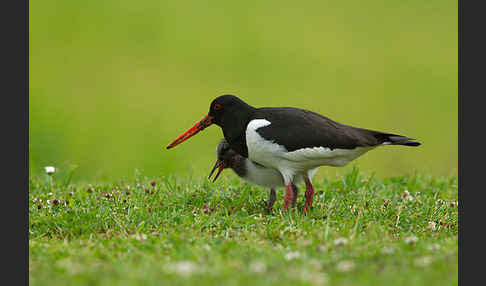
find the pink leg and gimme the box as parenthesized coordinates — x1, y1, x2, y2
(303, 177, 315, 216)
(283, 183, 294, 212)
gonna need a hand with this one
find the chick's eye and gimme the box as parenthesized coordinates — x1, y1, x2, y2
(214, 104, 222, 110)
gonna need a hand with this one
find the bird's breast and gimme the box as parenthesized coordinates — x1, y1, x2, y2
(242, 160, 285, 188)
(245, 119, 288, 168)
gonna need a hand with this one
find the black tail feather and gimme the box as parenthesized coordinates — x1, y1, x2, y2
(374, 133, 421, 147)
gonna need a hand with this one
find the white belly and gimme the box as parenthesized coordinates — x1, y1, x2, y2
(246, 119, 374, 182)
(238, 160, 317, 188)
(241, 160, 285, 188)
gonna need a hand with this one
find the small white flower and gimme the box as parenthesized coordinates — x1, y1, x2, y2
(296, 268, 328, 284)
(168, 261, 198, 276)
(285, 251, 301, 261)
(249, 261, 267, 273)
(202, 244, 211, 251)
(414, 256, 433, 267)
(133, 233, 147, 241)
(336, 260, 355, 272)
(402, 190, 414, 201)
(427, 243, 440, 251)
(44, 166, 56, 175)
(333, 237, 349, 246)
(427, 221, 437, 231)
(382, 246, 394, 254)
(316, 245, 328, 252)
(404, 235, 418, 244)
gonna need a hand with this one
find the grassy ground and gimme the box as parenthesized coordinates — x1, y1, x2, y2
(29, 168, 458, 286)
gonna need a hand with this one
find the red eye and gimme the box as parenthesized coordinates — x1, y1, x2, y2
(214, 104, 222, 110)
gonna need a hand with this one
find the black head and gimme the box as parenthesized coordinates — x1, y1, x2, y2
(215, 138, 240, 164)
(166, 94, 255, 150)
(208, 95, 256, 128)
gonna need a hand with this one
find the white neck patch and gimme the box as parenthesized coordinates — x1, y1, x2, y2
(246, 119, 272, 131)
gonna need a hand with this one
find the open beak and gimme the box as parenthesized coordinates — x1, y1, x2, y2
(166, 115, 213, 149)
(208, 159, 225, 182)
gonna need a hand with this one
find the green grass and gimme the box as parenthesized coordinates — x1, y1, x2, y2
(29, 168, 457, 286)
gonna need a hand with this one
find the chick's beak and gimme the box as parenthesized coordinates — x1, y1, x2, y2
(208, 159, 226, 182)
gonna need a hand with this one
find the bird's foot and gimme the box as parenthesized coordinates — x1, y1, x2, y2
(261, 199, 274, 213)
(283, 183, 294, 212)
(303, 177, 315, 216)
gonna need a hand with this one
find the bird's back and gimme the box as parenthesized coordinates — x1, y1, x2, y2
(254, 107, 419, 151)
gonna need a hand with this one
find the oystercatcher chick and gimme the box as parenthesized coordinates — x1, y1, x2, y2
(167, 95, 421, 215)
(208, 138, 318, 211)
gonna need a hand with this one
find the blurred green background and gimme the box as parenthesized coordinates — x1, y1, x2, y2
(29, 0, 457, 183)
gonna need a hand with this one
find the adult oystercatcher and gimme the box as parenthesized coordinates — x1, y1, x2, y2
(208, 138, 318, 210)
(167, 94, 421, 215)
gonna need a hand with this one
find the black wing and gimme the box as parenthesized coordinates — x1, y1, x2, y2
(254, 107, 420, 152)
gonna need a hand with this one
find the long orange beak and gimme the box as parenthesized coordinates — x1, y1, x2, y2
(166, 115, 214, 149)
(208, 159, 225, 182)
